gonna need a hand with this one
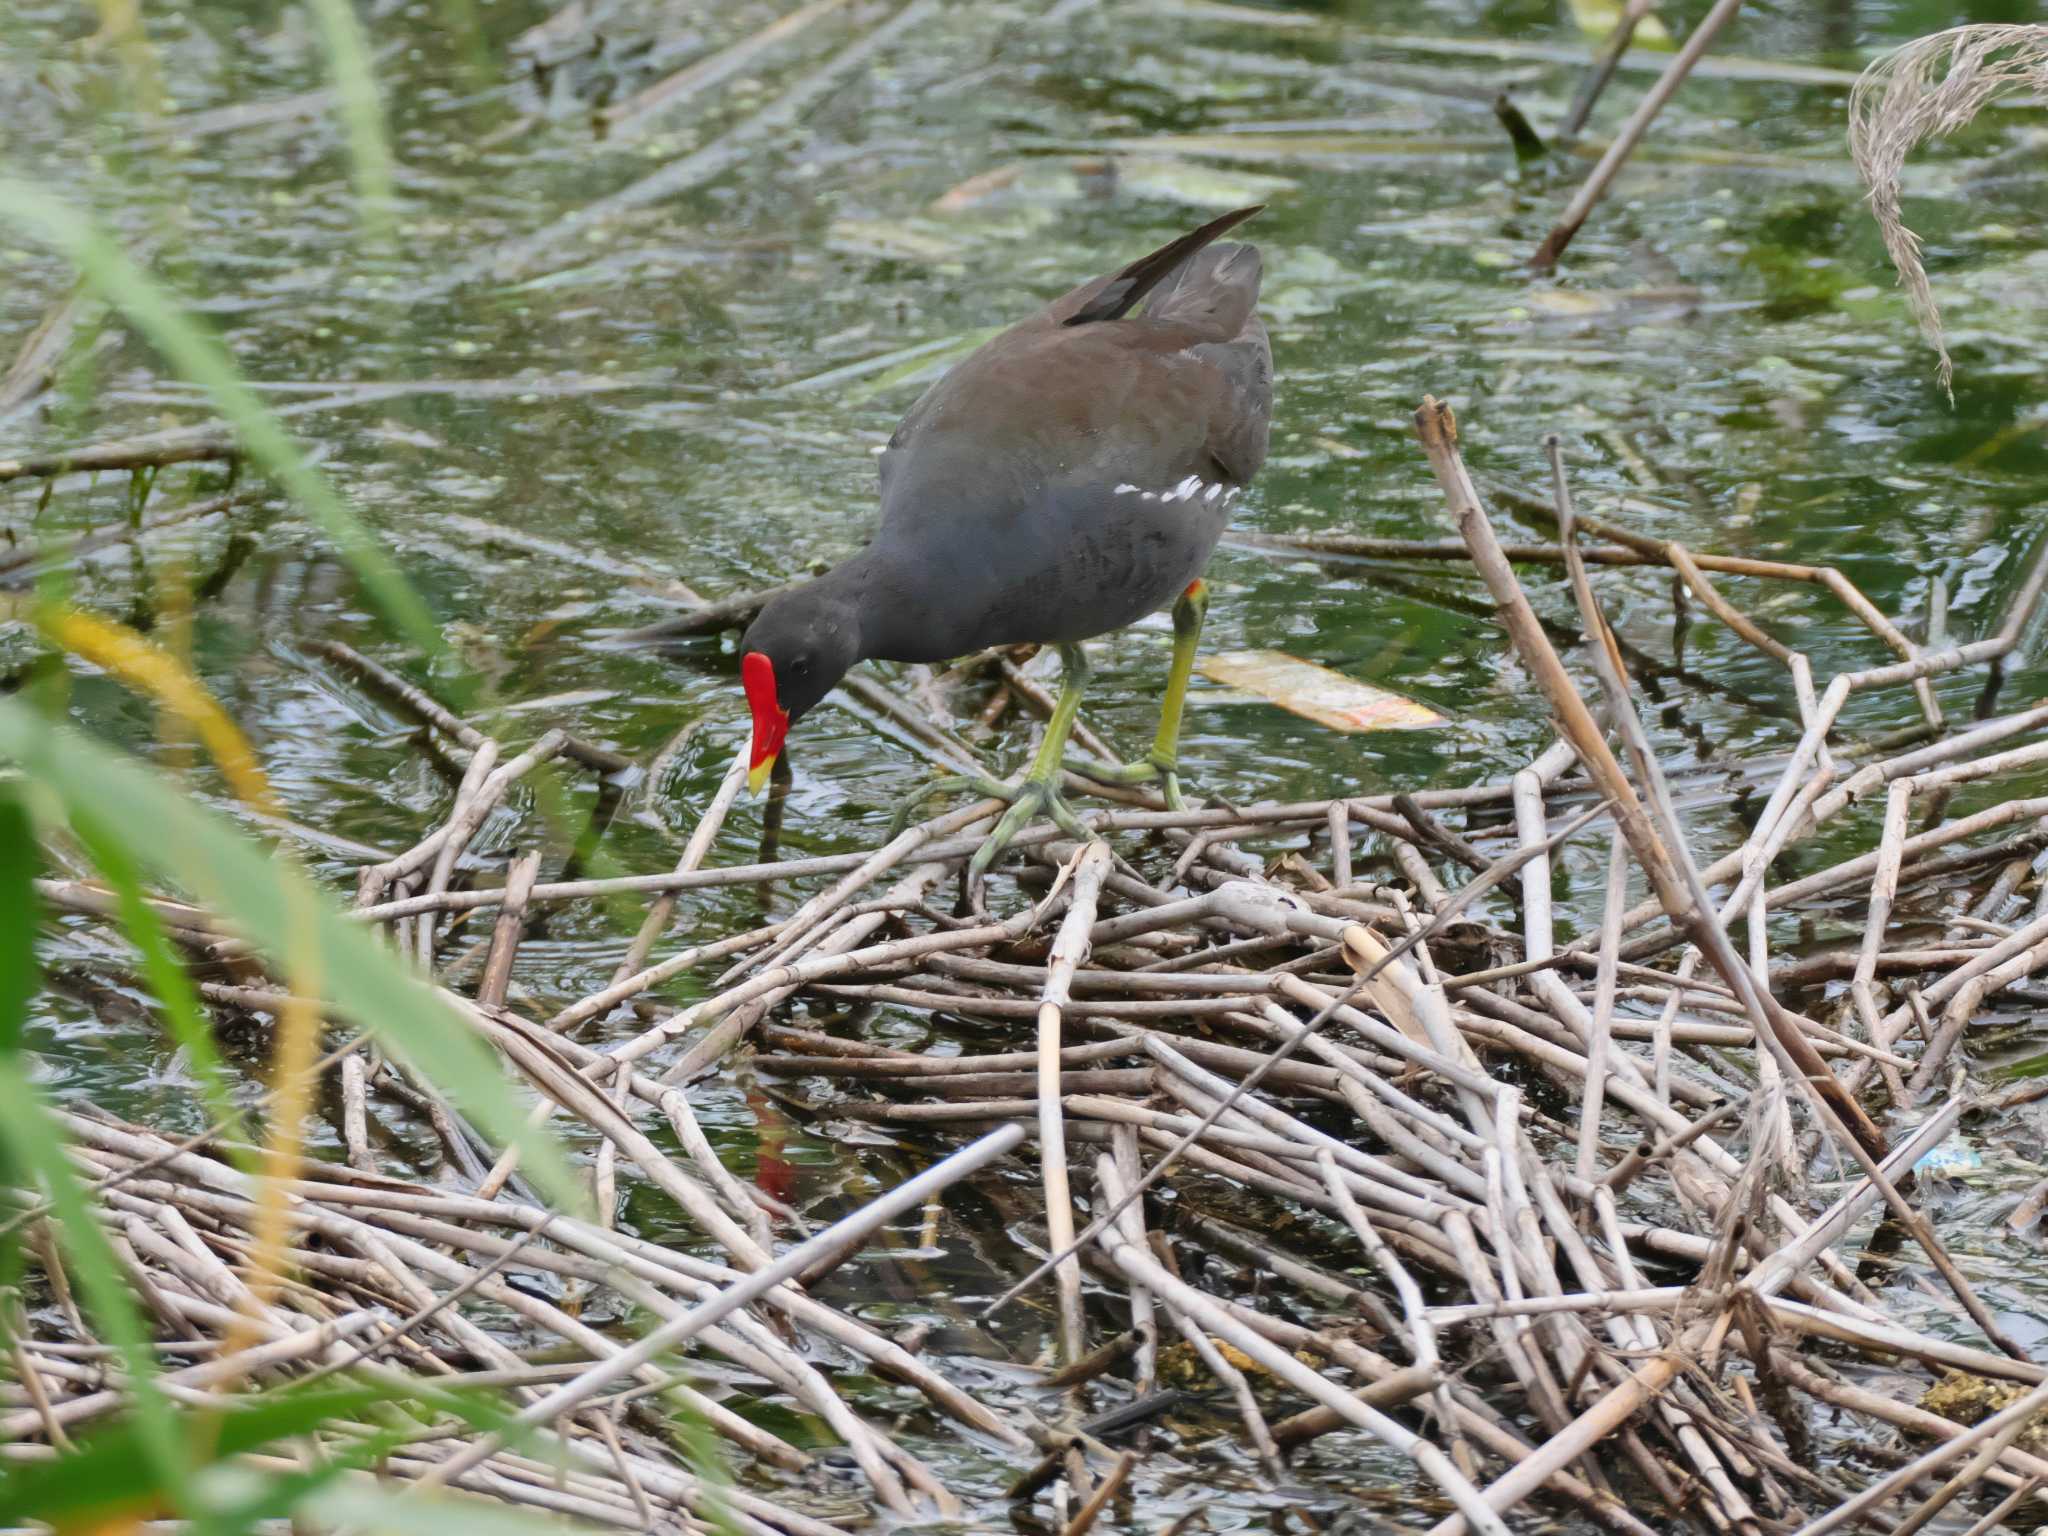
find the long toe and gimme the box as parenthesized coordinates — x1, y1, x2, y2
(964, 777, 1090, 890)
(888, 771, 1014, 839)
(965, 789, 1041, 889)
(1061, 750, 1201, 812)
(1062, 751, 1161, 789)
(1159, 769, 1189, 814)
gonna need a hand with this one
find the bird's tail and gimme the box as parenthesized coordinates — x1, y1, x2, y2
(1058, 204, 1263, 328)
(1140, 240, 1262, 341)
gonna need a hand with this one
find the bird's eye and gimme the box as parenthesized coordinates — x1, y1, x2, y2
(791, 657, 811, 679)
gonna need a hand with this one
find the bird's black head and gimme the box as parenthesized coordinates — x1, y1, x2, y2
(738, 583, 862, 792)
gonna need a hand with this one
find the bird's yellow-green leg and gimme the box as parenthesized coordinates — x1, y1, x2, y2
(886, 643, 1095, 884)
(1066, 578, 1208, 812)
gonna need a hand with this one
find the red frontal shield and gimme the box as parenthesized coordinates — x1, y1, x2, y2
(742, 652, 789, 791)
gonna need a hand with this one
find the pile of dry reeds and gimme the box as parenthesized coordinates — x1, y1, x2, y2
(13, 396, 2048, 1535)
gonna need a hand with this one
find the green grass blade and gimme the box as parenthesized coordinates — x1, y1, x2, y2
(0, 794, 36, 1053)
(0, 700, 586, 1215)
(0, 1382, 390, 1527)
(0, 1375, 542, 1533)
(0, 1061, 189, 1505)
(65, 806, 251, 1153)
(303, 1482, 604, 1535)
(0, 182, 440, 657)
(204, 1376, 551, 1535)
(305, 0, 397, 238)
(0, 792, 186, 1499)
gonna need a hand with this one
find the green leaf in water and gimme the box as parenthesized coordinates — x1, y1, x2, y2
(302, 1481, 606, 1535)
(0, 1383, 382, 1529)
(0, 1376, 547, 1534)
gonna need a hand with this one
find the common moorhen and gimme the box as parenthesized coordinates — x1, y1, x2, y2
(741, 205, 1272, 883)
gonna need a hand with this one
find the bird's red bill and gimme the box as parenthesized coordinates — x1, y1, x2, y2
(742, 651, 789, 792)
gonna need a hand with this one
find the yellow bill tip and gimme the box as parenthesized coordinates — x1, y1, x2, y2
(747, 756, 777, 795)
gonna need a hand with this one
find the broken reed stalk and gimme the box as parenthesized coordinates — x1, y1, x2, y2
(1543, 422, 2018, 1357)
(0, 429, 241, 481)
(423, 1125, 1025, 1489)
(1413, 398, 1885, 1155)
(1039, 840, 1112, 1364)
(985, 797, 1612, 1320)
(1532, 0, 1744, 267)
(1558, 0, 1659, 140)
(1550, 468, 2026, 1359)
(597, 0, 857, 135)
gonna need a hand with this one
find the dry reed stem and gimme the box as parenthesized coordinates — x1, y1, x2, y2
(1577, 828, 1628, 1183)
(1419, 401, 1886, 1156)
(422, 1126, 1024, 1497)
(0, 429, 240, 481)
(479, 0, 942, 279)
(1092, 1157, 1512, 1536)
(1038, 840, 1110, 1364)
(28, 1114, 1019, 1521)
(598, 0, 857, 134)
(1541, 431, 2027, 1356)
(1558, 0, 1658, 139)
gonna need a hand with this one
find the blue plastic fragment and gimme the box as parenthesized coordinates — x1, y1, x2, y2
(1914, 1140, 1983, 1178)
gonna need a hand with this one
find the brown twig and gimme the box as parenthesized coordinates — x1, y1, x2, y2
(1531, 0, 1745, 267)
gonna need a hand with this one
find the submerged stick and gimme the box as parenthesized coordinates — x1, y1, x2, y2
(1093, 1158, 1511, 1536)
(1532, 0, 1744, 267)
(1559, 0, 1659, 139)
(0, 428, 240, 481)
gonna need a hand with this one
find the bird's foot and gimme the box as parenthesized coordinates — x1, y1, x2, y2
(968, 772, 1093, 889)
(1064, 748, 1194, 813)
(887, 769, 1091, 888)
(887, 772, 1011, 840)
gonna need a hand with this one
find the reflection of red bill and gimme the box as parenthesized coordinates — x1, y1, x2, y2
(748, 1088, 794, 1205)
(1199, 650, 1445, 733)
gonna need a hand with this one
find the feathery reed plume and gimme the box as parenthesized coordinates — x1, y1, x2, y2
(1849, 24, 2048, 400)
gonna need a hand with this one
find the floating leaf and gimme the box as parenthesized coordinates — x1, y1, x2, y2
(1566, 0, 1672, 48)
(1200, 650, 1444, 732)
